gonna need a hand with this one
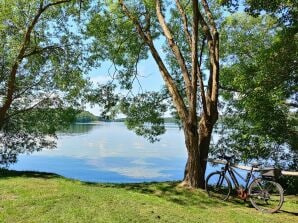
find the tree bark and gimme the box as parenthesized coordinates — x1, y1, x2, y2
(182, 121, 200, 188)
(181, 116, 214, 188)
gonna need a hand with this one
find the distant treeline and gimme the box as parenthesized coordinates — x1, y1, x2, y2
(75, 111, 99, 123)
(75, 111, 177, 123)
(76, 111, 271, 124)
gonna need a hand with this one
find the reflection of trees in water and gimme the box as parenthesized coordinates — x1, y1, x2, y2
(0, 132, 56, 166)
(60, 123, 98, 135)
(0, 124, 97, 166)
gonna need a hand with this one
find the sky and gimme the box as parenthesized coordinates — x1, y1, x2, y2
(86, 41, 166, 116)
(84, 2, 247, 116)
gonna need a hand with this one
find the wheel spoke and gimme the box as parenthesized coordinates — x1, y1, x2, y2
(206, 172, 231, 201)
(248, 179, 283, 213)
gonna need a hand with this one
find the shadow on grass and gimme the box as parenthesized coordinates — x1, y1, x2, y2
(279, 210, 298, 216)
(221, 194, 298, 216)
(2, 169, 297, 215)
(83, 180, 230, 209)
(0, 169, 246, 209)
(1, 169, 225, 208)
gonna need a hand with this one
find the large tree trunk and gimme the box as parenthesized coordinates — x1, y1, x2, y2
(181, 117, 213, 189)
(119, 0, 219, 189)
(182, 122, 200, 187)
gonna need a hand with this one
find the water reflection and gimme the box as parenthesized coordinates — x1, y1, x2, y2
(60, 123, 98, 135)
(11, 122, 188, 182)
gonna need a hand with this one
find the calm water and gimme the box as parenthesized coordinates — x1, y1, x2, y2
(10, 122, 185, 182)
(10, 122, 222, 183)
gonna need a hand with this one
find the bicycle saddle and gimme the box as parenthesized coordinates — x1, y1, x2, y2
(251, 162, 262, 168)
(218, 154, 235, 161)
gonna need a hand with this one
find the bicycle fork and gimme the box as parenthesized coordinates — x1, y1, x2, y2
(216, 173, 225, 187)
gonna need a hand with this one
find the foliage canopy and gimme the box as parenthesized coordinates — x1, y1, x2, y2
(0, 0, 89, 165)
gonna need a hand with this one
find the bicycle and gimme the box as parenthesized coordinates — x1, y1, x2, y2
(205, 155, 284, 213)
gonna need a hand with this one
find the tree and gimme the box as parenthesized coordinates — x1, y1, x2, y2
(220, 0, 297, 25)
(87, 0, 221, 188)
(0, 0, 88, 165)
(76, 111, 98, 123)
(215, 10, 297, 164)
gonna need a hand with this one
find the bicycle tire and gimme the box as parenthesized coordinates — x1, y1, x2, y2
(205, 171, 232, 201)
(248, 178, 284, 213)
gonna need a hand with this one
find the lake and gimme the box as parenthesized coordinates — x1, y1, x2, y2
(10, 122, 220, 183)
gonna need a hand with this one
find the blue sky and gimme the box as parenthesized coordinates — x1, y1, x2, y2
(85, 2, 247, 116)
(86, 40, 166, 115)
(86, 58, 164, 115)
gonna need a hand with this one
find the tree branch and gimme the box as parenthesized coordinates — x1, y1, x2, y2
(156, 0, 192, 102)
(219, 84, 240, 93)
(197, 37, 208, 116)
(200, 0, 216, 33)
(0, 0, 72, 127)
(196, 8, 213, 43)
(194, 1, 219, 120)
(118, 0, 188, 121)
(4, 95, 55, 122)
(42, 0, 71, 12)
(23, 45, 65, 58)
(175, 0, 192, 47)
(189, 0, 199, 121)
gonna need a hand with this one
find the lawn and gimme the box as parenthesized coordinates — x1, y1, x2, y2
(0, 169, 297, 223)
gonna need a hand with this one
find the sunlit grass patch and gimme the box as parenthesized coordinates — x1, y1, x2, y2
(0, 169, 297, 223)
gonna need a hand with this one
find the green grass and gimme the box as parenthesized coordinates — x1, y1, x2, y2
(0, 169, 297, 223)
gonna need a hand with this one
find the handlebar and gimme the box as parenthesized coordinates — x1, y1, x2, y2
(218, 154, 235, 161)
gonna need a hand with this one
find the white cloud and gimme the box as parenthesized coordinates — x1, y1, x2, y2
(89, 75, 111, 85)
(86, 158, 170, 179)
(108, 167, 170, 179)
(30, 123, 187, 180)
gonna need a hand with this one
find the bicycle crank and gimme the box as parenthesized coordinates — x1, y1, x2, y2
(237, 188, 248, 200)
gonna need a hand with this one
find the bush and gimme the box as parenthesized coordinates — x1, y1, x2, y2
(277, 175, 298, 195)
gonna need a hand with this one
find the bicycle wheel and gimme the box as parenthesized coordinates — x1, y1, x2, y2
(205, 171, 231, 200)
(248, 178, 284, 213)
